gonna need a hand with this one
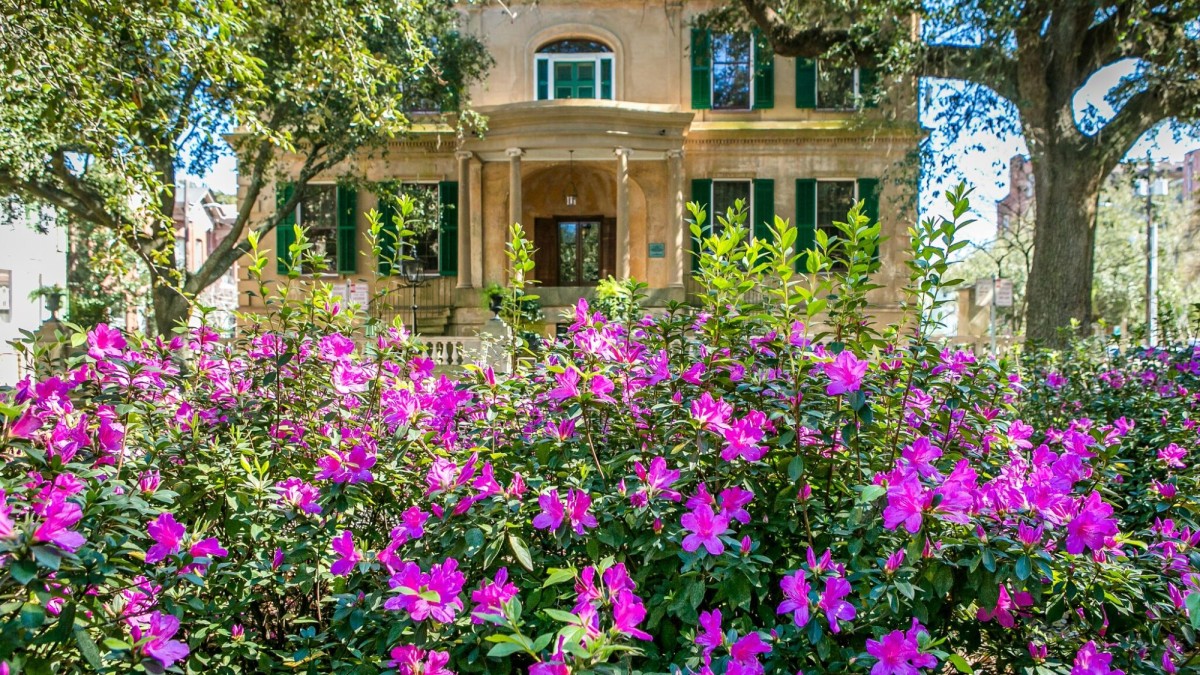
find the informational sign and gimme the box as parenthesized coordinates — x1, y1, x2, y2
(994, 279, 1014, 307)
(974, 277, 994, 307)
(0, 270, 10, 316)
(347, 281, 370, 310)
(647, 242, 666, 259)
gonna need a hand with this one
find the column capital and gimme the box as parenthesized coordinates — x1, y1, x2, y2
(614, 146, 632, 159)
(455, 150, 474, 161)
(505, 147, 524, 159)
(666, 149, 684, 160)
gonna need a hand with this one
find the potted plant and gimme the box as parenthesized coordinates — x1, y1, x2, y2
(29, 284, 65, 320)
(482, 282, 505, 317)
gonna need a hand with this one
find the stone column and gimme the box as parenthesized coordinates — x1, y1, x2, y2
(506, 148, 523, 230)
(667, 149, 685, 288)
(455, 151, 474, 288)
(615, 147, 631, 280)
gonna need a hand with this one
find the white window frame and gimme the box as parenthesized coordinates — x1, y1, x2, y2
(816, 62, 862, 111)
(535, 52, 615, 101)
(710, 32, 755, 112)
(294, 182, 340, 277)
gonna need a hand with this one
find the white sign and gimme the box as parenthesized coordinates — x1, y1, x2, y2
(974, 278, 994, 307)
(347, 281, 370, 309)
(995, 279, 1014, 307)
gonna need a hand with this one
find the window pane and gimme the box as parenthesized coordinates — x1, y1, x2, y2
(299, 185, 338, 272)
(579, 221, 601, 283)
(712, 181, 751, 234)
(818, 63, 856, 109)
(577, 63, 594, 80)
(559, 222, 578, 283)
(817, 181, 856, 234)
(399, 183, 440, 272)
(538, 39, 612, 54)
(712, 33, 752, 110)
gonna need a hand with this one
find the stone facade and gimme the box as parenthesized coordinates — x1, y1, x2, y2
(237, 0, 920, 335)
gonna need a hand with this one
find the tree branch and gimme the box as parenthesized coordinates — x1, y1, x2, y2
(738, 0, 853, 59)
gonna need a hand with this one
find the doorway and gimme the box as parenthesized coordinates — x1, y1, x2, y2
(534, 216, 615, 286)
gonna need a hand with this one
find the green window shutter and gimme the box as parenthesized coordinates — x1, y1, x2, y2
(537, 59, 549, 100)
(859, 67, 879, 108)
(275, 182, 296, 274)
(857, 177, 881, 263)
(795, 178, 817, 271)
(376, 195, 399, 276)
(336, 184, 358, 274)
(690, 178, 712, 272)
(600, 58, 613, 100)
(690, 28, 712, 110)
(438, 180, 459, 276)
(752, 178, 774, 243)
(795, 58, 817, 109)
(752, 30, 775, 110)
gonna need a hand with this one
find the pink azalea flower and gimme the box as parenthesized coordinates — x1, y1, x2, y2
(976, 585, 1033, 628)
(470, 568, 519, 623)
(1065, 492, 1119, 555)
(131, 611, 190, 670)
(182, 537, 229, 576)
(883, 472, 931, 534)
(612, 589, 651, 640)
(729, 632, 772, 669)
(533, 491, 565, 531)
(549, 368, 581, 400)
(565, 489, 598, 534)
(34, 492, 86, 553)
(276, 478, 322, 514)
(690, 392, 732, 431)
(681, 503, 731, 556)
(86, 323, 127, 360)
(777, 569, 812, 627)
(385, 558, 465, 623)
(884, 549, 905, 574)
(9, 408, 43, 439)
(0, 490, 13, 541)
(718, 486, 754, 525)
(145, 513, 186, 564)
(331, 361, 372, 394)
(389, 645, 455, 675)
(272, 548, 284, 570)
(1071, 641, 1124, 675)
(900, 437, 942, 479)
(330, 530, 361, 576)
(721, 411, 768, 462)
(817, 576, 857, 633)
(631, 456, 682, 506)
(825, 350, 869, 396)
(865, 619, 938, 675)
(1158, 443, 1187, 468)
(695, 609, 724, 656)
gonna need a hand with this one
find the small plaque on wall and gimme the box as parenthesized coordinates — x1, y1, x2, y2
(647, 242, 666, 258)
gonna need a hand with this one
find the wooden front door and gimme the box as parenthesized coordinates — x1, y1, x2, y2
(534, 216, 616, 286)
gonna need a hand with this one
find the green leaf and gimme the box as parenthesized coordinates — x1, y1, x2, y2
(542, 608, 579, 624)
(487, 642, 527, 658)
(947, 654, 974, 674)
(1188, 593, 1200, 630)
(857, 484, 886, 503)
(10, 559, 38, 585)
(543, 567, 577, 587)
(75, 628, 105, 669)
(1015, 555, 1032, 581)
(508, 534, 534, 572)
(787, 456, 805, 481)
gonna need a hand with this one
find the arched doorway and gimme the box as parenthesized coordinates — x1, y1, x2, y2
(523, 162, 615, 287)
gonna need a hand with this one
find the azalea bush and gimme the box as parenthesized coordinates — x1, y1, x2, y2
(1, 185, 1197, 675)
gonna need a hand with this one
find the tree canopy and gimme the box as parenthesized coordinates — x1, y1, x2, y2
(736, 0, 1200, 344)
(0, 0, 490, 333)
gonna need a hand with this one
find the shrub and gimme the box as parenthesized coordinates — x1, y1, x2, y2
(0, 186, 1195, 674)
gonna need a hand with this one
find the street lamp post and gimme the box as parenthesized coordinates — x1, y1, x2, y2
(400, 246, 427, 334)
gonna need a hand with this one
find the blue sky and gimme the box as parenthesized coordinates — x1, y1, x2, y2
(189, 63, 1199, 246)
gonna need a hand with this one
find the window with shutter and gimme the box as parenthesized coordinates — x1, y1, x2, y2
(336, 185, 358, 274)
(275, 182, 296, 274)
(795, 179, 817, 271)
(857, 177, 881, 262)
(795, 59, 817, 109)
(376, 191, 400, 276)
(752, 178, 774, 245)
(752, 30, 774, 109)
(690, 28, 712, 110)
(690, 178, 712, 272)
(535, 39, 614, 101)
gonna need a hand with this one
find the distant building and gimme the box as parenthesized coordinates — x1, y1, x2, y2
(1184, 148, 1200, 213)
(174, 182, 239, 334)
(995, 155, 1034, 235)
(0, 199, 67, 385)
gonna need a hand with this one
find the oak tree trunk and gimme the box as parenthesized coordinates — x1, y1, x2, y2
(151, 277, 191, 337)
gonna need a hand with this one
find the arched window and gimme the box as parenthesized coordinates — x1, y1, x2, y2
(535, 39, 614, 100)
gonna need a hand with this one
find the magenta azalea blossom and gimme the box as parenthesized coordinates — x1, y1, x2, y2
(696, 609, 723, 656)
(1158, 443, 1187, 468)
(729, 632, 772, 663)
(681, 503, 731, 556)
(900, 437, 942, 479)
(883, 472, 931, 534)
(817, 576, 857, 633)
(976, 585, 1033, 628)
(631, 456, 682, 505)
(690, 392, 732, 431)
(145, 513, 186, 564)
(86, 323, 127, 360)
(385, 558, 465, 623)
(1065, 492, 1119, 555)
(1071, 641, 1124, 675)
(566, 489, 598, 534)
(718, 486, 755, 525)
(777, 569, 812, 627)
(533, 491, 565, 531)
(389, 645, 455, 675)
(276, 478, 322, 514)
(131, 611, 190, 670)
(33, 493, 86, 553)
(721, 411, 768, 462)
(825, 350, 869, 396)
(330, 530, 361, 576)
(865, 619, 938, 675)
(612, 589, 652, 640)
(470, 568, 519, 623)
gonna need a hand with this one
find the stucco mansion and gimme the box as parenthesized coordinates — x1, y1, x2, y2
(237, 0, 919, 335)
